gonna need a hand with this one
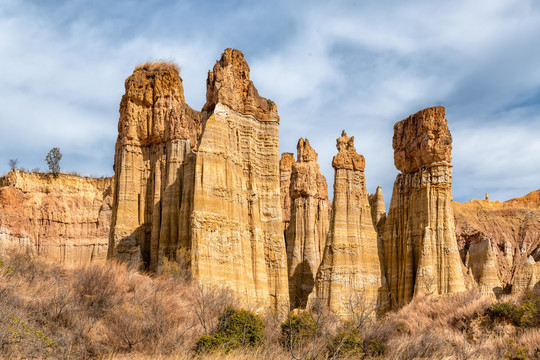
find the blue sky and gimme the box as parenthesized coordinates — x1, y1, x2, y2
(0, 0, 539, 203)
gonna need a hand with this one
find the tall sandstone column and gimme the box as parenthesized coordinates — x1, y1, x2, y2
(286, 138, 330, 309)
(383, 106, 465, 309)
(314, 131, 387, 317)
(280, 153, 294, 234)
(189, 49, 289, 310)
(108, 63, 202, 271)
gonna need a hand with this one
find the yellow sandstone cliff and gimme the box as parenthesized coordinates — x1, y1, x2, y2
(383, 107, 466, 309)
(454, 190, 540, 294)
(107, 62, 202, 270)
(0, 170, 112, 264)
(188, 49, 289, 310)
(314, 131, 388, 317)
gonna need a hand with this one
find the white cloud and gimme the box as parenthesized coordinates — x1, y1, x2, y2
(0, 0, 538, 205)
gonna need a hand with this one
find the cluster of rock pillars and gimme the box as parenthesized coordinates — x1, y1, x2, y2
(1, 48, 539, 316)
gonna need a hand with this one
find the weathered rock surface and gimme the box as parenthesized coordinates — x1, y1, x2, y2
(454, 189, 540, 293)
(0, 170, 112, 264)
(368, 185, 386, 231)
(512, 256, 540, 294)
(314, 131, 387, 317)
(280, 152, 294, 233)
(108, 62, 202, 270)
(463, 237, 502, 295)
(286, 138, 330, 309)
(109, 49, 289, 310)
(189, 49, 289, 310)
(383, 107, 465, 309)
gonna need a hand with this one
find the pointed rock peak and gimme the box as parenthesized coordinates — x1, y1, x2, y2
(485, 193, 490, 201)
(332, 131, 365, 171)
(376, 185, 383, 196)
(393, 106, 452, 173)
(203, 48, 278, 122)
(280, 152, 295, 171)
(297, 138, 318, 163)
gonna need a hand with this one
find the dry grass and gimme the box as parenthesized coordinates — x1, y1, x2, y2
(0, 250, 538, 359)
(135, 61, 180, 73)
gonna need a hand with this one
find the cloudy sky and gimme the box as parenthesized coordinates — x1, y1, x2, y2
(0, 0, 539, 203)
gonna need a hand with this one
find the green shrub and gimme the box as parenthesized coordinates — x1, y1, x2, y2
(516, 292, 540, 328)
(487, 301, 519, 324)
(195, 307, 265, 353)
(505, 339, 529, 360)
(281, 310, 318, 347)
(328, 327, 363, 358)
(365, 337, 386, 357)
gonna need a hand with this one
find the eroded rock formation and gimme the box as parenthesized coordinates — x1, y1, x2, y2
(286, 138, 330, 309)
(109, 49, 289, 310)
(454, 189, 540, 293)
(0, 170, 112, 264)
(108, 62, 202, 270)
(314, 131, 387, 316)
(189, 49, 289, 310)
(383, 107, 465, 309)
(280, 153, 294, 233)
(368, 185, 386, 231)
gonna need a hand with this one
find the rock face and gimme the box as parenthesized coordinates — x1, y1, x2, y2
(0, 170, 112, 264)
(108, 62, 202, 270)
(286, 138, 330, 309)
(314, 131, 387, 317)
(463, 237, 502, 295)
(454, 189, 540, 293)
(280, 153, 294, 233)
(189, 49, 289, 310)
(109, 49, 289, 310)
(368, 185, 386, 231)
(383, 107, 465, 309)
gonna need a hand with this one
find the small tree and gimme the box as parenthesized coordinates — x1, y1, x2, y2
(8, 159, 19, 170)
(45, 148, 62, 177)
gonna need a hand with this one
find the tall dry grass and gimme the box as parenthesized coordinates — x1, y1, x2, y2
(0, 249, 539, 359)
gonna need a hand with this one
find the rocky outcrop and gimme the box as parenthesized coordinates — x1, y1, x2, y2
(189, 49, 289, 310)
(0, 170, 112, 264)
(108, 62, 202, 270)
(286, 138, 330, 309)
(314, 131, 387, 317)
(512, 256, 540, 294)
(280, 153, 294, 233)
(109, 49, 289, 310)
(454, 189, 540, 293)
(368, 185, 386, 231)
(463, 237, 502, 295)
(383, 107, 465, 309)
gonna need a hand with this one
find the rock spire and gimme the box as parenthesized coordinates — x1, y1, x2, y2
(383, 107, 466, 309)
(314, 131, 387, 317)
(188, 49, 289, 310)
(286, 138, 330, 309)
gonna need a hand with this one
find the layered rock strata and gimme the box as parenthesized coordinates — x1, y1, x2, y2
(189, 49, 289, 310)
(454, 189, 540, 293)
(0, 170, 112, 264)
(280, 153, 294, 233)
(463, 237, 502, 295)
(109, 49, 289, 310)
(368, 185, 386, 231)
(383, 107, 466, 309)
(108, 62, 202, 270)
(314, 131, 387, 317)
(286, 138, 330, 309)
